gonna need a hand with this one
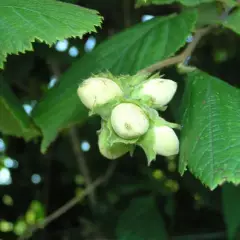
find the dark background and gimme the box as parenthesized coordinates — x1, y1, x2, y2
(0, 0, 239, 239)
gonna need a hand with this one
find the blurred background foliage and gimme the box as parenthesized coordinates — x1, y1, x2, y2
(0, 0, 240, 240)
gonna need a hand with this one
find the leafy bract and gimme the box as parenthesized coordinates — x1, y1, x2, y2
(32, 10, 197, 153)
(135, 0, 214, 7)
(0, 0, 102, 69)
(222, 184, 240, 240)
(179, 69, 240, 190)
(0, 76, 39, 140)
(116, 197, 168, 240)
(222, 8, 240, 35)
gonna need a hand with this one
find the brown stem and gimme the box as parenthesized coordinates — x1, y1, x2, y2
(69, 127, 96, 208)
(18, 162, 116, 240)
(139, 26, 212, 74)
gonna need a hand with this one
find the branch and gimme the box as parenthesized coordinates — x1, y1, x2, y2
(69, 127, 96, 208)
(139, 26, 212, 74)
(139, 4, 236, 74)
(48, 59, 96, 208)
(18, 162, 117, 240)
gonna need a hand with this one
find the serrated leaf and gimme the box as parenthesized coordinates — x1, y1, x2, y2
(222, 8, 240, 35)
(222, 183, 240, 240)
(116, 196, 168, 240)
(32, 10, 197, 153)
(136, 0, 214, 7)
(0, 0, 102, 69)
(0, 76, 39, 140)
(179, 69, 240, 190)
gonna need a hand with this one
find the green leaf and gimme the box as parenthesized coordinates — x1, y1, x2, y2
(32, 10, 197, 153)
(0, 76, 39, 140)
(0, 0, 102, 69)
(116, 196, 168, 240)
(179, 69, 240, 190)
(222, 8, 240, 35)
(222, 184, 240, 240)
(135, 0, 215, 7)
(196, 2, 222, 27)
